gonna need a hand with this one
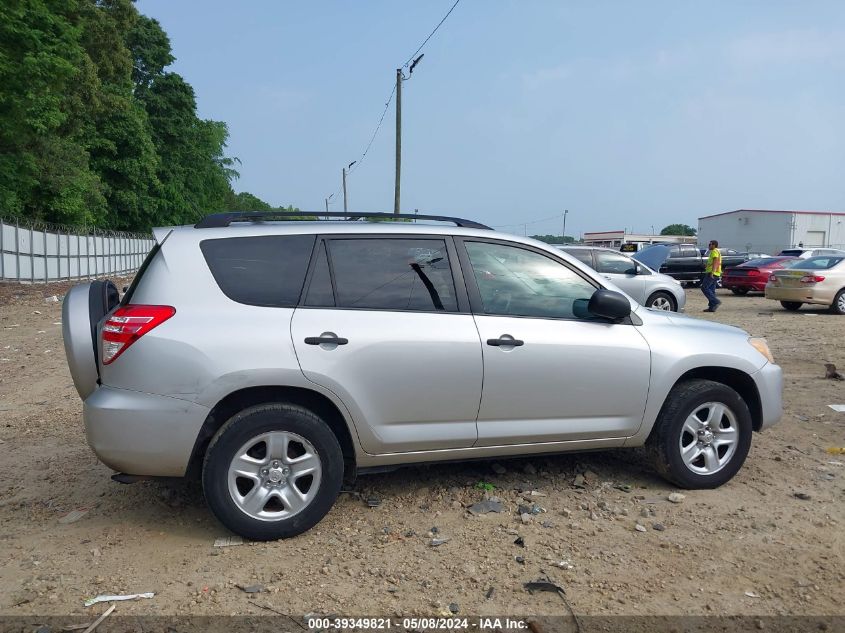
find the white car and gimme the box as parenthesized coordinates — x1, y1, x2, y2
(777, 248, 845, 259)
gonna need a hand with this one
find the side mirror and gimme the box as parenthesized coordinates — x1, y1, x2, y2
(588, 289, 631, 321)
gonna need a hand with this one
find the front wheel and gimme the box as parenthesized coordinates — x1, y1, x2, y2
(731, 288, 749, 296)
(780, 301, 802, 311)
(830, 289, 845, 315)
(647, 379, 752, 489)
(202, 403, 344, 540)
(646, 291, 677, 311)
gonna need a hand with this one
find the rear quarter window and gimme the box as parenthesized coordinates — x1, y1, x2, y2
(200, 235, 316, 307)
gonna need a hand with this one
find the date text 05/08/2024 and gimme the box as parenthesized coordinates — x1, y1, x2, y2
(307, 617, 529, 631)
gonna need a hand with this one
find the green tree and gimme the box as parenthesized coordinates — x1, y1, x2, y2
(660, 224, 697, 236)
(0, 0, 105, 225)
(126, 14, 173, 91)
(224, 191, 274, 211)
(530, 234, 576, 244)
(1, 0, 239, 231)
(79, 0, 160, 230)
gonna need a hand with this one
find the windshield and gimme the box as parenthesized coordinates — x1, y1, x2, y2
(786, 256, 844, 270)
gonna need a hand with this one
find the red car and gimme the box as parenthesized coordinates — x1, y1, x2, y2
(722, 256, 799, 295)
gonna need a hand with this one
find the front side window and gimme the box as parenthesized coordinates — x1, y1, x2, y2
(595, 250, 637, 275)
(327, 238, 458, 312)
(464, 241, 597, 319)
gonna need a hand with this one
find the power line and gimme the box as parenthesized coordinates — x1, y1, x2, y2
(347, 84, 397, 176)
(402, 0, 461, 68)
(491, 212, 568, 229)
(325, 0, 462, 201)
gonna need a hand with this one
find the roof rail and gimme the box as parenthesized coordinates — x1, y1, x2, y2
(194, 211, 492, 230)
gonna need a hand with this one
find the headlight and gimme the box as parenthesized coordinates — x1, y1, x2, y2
(749, 337, 774, 363)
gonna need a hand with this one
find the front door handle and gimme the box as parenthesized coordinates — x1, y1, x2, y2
(305, 335, 348, 346)
(486, 336, 524, 347)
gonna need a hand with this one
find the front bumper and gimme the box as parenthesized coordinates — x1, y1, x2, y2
(83, 386, 210, 476)
(751, 362, 783, 431)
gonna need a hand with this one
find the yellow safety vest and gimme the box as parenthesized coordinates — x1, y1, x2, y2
(706, 248, 722, 276)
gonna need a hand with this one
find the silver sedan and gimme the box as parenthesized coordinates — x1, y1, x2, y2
(559, 246, 686, 311)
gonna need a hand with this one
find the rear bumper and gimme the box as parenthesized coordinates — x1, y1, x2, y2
(723, 279, 765, 291)
(764, 286, 833, 305)
(83, 386, 210, 477)
(752, 362, 783, 431)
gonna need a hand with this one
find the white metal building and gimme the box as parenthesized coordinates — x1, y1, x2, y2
(697, 209, 845, 254)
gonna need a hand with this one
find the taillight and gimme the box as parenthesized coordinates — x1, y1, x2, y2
(101, 305, 175, 365)
(800, 275, 825, 284)
(769, 274, 778, 282)
(746, 269, 759, 276)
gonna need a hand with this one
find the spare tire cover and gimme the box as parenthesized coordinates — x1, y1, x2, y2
(62, 280, 119, 400)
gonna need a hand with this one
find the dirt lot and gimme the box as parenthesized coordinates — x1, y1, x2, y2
(0, 280, 843, 622)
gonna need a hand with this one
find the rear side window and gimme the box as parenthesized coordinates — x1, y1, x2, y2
(326, 238, 458, 312)
(789, 256, 844, 270)
(595, 250, 637, 275)
(201, 235, 316, 307)
(564, 249, 593, 267)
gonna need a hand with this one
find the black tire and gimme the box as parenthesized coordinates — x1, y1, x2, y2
(730, 288, 749, 296)
(645, 291, 677, 312)
(202, 403, 343, 540)
(647, 379, 753, 489)
(780, 301, 802, 311)
(829, 289, 845, 315)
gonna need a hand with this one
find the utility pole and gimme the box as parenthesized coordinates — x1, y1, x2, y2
(394, 68, 402, 215)
(343, 161, 355, 217)
(562, 209, 569, 244)
(394, 54, 423, 216)
(342, 168, 348, 216)
(325, 193, 334, 217)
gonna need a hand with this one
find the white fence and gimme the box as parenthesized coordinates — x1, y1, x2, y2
(1, 218, 154, 283)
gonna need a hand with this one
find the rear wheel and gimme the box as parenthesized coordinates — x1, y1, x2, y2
(202, 403, 343, 540)
(830, 289, 845, 315)
(731, 287, 749, 296)
(646, 291, 676, 311)
(647, 379, 752, 489)
(780, 301, 802, 311)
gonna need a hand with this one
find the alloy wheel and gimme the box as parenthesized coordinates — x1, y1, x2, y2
(678, 402, 739, 475)
(227, 431, 322, 521)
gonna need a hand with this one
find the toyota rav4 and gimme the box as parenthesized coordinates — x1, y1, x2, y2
(63, 212, 782, 540)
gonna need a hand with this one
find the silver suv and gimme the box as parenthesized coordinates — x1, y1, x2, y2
(63, 212, 782, 540)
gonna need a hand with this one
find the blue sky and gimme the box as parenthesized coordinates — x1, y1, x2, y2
(136, 1, 845, 238)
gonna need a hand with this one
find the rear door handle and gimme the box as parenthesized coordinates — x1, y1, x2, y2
(305, 336, 348, 346)
(486, 337, 524, 347)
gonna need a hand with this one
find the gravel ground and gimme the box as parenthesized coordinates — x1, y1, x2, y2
(0, 279, 843, 622)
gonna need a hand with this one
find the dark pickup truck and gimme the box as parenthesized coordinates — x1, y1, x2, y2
(634, 243, 748, 285)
